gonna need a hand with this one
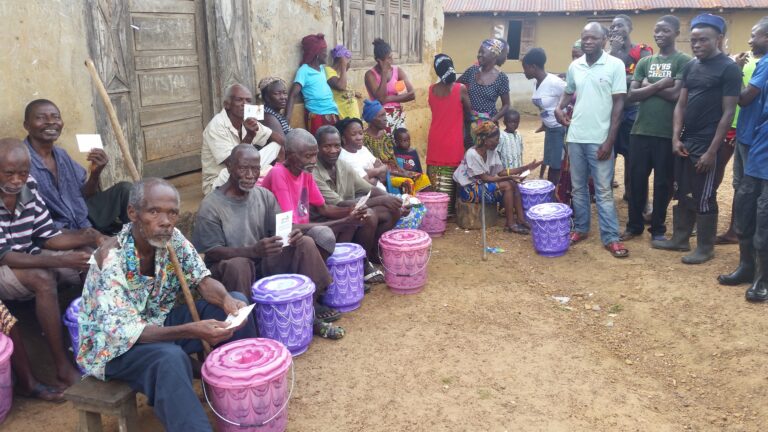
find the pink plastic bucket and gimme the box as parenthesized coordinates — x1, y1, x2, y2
(378, 229, 432, 294)
(417, 192, 450, 237)
(0, 333, 14, 424)
(203, 338, 293, 432)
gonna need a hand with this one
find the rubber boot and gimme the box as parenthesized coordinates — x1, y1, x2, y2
(682, 213, 717, 264)
(651, 205, 694, 251)
(717, 238, 755, 285)
(745, 250, 768, 302)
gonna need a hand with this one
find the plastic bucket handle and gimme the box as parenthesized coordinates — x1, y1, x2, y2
(203, 359, 295, 428)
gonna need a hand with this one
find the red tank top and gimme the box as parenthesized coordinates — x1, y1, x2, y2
(427, 83, 464, 167)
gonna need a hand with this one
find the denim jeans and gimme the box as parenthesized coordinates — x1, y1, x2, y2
(567, 142, 621, 245)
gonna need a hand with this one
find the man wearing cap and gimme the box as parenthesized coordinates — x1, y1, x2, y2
(652, 14, 741, 265)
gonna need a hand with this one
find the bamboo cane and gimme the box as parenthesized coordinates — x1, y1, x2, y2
(84, 58, 211, 354)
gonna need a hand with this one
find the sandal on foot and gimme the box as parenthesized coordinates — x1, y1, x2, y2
(504, 224, 530, 235)
(17, 383, 65, 403)
(569, 232, 589, 244)
(314, 303, 341, 323)
(364, 261, 385, 284)
(605, 241, 629, 258)
(619, 231, 640, 242)
(313, 319, 345, 340)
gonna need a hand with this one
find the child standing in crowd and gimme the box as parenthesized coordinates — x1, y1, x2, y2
(497, 109, 524, 171)
(393, 128, 428, 182)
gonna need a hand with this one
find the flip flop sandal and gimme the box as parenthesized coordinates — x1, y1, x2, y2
(17, 383, 66, 404)
(570, 232, 589, 244)
(314, 303, 342, 323)
(364, 269, 385, 284)
(504, 224, 530, 235)
(605, 241, 629, 258)
(313, 320, 345, 340)
(619, 231, 641, 242)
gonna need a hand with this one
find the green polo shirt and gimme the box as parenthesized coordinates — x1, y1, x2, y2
(565, 52, 627, 144)
(312, 159, 373, 205)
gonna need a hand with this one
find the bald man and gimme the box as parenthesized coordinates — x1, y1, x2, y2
(201, 83, 282, 195)
(0, 138, 103, 387)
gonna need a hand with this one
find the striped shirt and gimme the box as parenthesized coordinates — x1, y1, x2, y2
(0, 179, 61, 259)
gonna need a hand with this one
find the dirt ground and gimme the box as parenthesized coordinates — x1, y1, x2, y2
(4, 116, 768, 431)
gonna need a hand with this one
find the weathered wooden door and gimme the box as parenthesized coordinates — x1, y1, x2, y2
(129, 0, 212, 177)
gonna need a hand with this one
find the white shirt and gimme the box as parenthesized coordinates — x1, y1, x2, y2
(201, 109, 275, 195)
(339, 147, 386, 191)
(531, 73, 566, 129)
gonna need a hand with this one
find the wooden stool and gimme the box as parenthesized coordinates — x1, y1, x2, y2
(64, 377, 138, 432)
(456, 198, 499, 230)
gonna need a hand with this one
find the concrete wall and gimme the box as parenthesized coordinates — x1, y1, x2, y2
(0, 1, 95, 167)
(250, 0, 445, 156)
(444, 9, 768, 113)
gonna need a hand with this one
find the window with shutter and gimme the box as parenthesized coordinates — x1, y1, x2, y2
(341, 0, 422, 64)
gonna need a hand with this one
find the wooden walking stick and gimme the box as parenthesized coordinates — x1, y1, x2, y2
(480, 182, 488, 261)
(84, 59, 211, 355)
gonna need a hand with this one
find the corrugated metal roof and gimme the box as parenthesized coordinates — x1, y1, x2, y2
(444, 0, 768, 14)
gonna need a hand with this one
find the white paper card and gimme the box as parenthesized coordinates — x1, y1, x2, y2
(224, 304, 255, 329)
(520, 169, 531, 178)
(76, 134, 103, 153)
(275, 210, 293, 247)
(354, 191, 372, 210)
(244, 104, 264, 121)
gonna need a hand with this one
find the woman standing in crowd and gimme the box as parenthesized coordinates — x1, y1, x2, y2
(326, 45, 362, 120)
(458, 38, 511, 147)
(427, 54, 471, 212)
(364, 38, 415, 134)
(286, 33, 340, 134)
(260, 77, 292, 145)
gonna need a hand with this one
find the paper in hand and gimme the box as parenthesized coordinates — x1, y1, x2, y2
(275, 211, 293, 247)
(76, 134, 104, 153)
(224, 304, 255, 329)
(244, 104, 265, 121)
(354, 191, 372, 210)
(520, 169, 531, 178)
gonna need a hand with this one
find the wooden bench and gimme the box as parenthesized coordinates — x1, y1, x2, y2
(64, 377, 138, 432)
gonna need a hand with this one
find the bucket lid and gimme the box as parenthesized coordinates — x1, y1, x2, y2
(416, 191, 450, 203)
(327, 243, 366, 265)
(519, 179, 555, 193)
(251, 274, 315, 304)
(202, 338, 291, 389)
(65, 297, 83, 323)
(526, 203, 573, 221)
(379, 228, 432, 249)
(0, 333, 13, 364)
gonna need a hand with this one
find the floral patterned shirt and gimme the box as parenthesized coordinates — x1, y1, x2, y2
(76, 224, 210, 380)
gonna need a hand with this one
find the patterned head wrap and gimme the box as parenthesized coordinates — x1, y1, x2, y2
(257, 76, 286, 94)
(434, 54, 457, 85)
(301, 33, 328, 65)
(330, 44, 352, 60)
(472, 121, 500, 146)
(362, 99, 384, 123)
(481, 38, 504, 56)
(573, 39, 582, 49)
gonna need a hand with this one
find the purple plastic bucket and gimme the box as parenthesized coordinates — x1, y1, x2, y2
(62, 297, 86, 373)
(527, 203, 573, 257)
(519, 180, 555, 217)
(0, 333, 13, 424)
(251, 275, 315, 356)
(323, 243, 366, 312)
(202, 338, 292, 432)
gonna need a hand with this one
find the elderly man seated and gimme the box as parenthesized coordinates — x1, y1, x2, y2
(23, 99, 131, 235)
(192, 144, 344, 339)
(0, 138, 103, 387)
(201, 83, 282, 195)
(312, 125, 404, 281)
(77, 178, 258, 432)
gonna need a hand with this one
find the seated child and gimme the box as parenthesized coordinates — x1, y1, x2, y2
(496, 110, 524, 171)
(393, 128, 432, 192)
(453, 121, 541, 235)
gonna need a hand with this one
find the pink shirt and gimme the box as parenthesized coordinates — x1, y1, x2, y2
(261, 163, 325, 224)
